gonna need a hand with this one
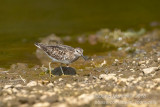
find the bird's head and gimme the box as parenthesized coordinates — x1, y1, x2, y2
(74, 47, 86, 60)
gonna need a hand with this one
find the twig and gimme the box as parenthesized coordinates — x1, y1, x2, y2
(19, 75, 26, 83)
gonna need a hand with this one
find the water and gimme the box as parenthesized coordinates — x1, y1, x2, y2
(0, 0, 160, 68)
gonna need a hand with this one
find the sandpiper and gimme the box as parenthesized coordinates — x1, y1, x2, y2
(35, 43, 86, 76)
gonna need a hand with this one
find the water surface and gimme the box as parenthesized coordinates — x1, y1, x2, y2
(0, 0, 160, 67)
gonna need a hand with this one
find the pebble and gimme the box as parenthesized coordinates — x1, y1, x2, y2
(158, 58, 160, 62)
(78, 94, 94, 105)
(12, 88, 18, 93)
(59, 78, 63, 81)
(47, 83, 54, 87)
(138, 61, 146, 65)
(26, 81, 37, 87)
(66, 84, 72, 88)
(153, 78, 160, 83)
(33, 102, 50, 107)
(142, 67, 158, 74)
(56, 103, 68, 107)
(15, 84, 23, 88)
(40, 95, 48, 100)
(99, 74, 117, 81)
(156, 86, 160, 90)
(4, 85, 13, 89)
(4, 88, 12, 94)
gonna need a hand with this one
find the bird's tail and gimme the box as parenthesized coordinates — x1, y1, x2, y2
(34, 43, 46, 49)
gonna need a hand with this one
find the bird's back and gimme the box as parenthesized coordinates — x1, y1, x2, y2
(35, 43, 76, 63)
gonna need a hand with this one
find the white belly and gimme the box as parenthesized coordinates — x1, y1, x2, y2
(49, 56, 70, 64)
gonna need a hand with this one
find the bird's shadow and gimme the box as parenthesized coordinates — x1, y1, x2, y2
(51, 66, 76, 76)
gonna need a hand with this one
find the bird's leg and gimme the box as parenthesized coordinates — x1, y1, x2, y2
(48, 62, 52, 77)
(60, 63, 64, 75)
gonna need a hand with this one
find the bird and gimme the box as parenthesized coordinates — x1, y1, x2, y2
(35, 43, 86, 76)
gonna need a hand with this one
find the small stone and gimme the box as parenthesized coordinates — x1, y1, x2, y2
(156, 86, 160, 90)
(84, 78, 88, 81)
(66, 84, 72, 88)
(99, 74, 117, 81)
(158, 58, 160, 62)
(78, 94, 94, 105)
(12, 88, 18, 93)
(138, 61, 145, 65)
(59, 78, 63, 81)
(132, 61, 136, 64)
(4, 88, 12, 94)
(40, 95, 48, 100)
(130, 69, 135, 72)
(55, 103, 68, 107)
(33, 102, 50, 107)
(4, 85, 13, 89)
(15, 84, 23, 88)
(47, 83, 54, 87)
(115, 59, 119, 62)
(3, 96, 15, 102)
(142, 67, 158, 74)
(153, 78, 160, 83)
(27, 81, 37, 87)
(140, 64, 146, 68)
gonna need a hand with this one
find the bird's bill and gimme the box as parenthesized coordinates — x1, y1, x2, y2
(82, 55, 87, 61)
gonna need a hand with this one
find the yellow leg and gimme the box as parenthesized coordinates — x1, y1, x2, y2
(49, 62, 52, 77)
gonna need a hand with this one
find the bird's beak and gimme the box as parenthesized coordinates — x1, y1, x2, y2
(82, 55, 87, 61)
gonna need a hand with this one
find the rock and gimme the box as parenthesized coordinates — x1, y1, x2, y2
(158, 58, 160, 62)
(119, 78, 128, 82)
(59, 78, 63, 81)
(27, 81, 37, 87)
(142, 67, 158, 74)
(15, 84, 23, 88)
(99, 74, 117, 81)
(55, 103, 68, 107)
(156, 86, 160, 90)
(12, 88, 18, 93)
(4, 85, 13, 89)
(40, 95, 48, 100)
(66, 84, 72, 88)
(3, 96, 15, 102)
(132, 61, 136, 64)
(47, 83, 54, 87)
(78, 94, 94, 105)
(153, 78, 160, 83)
(138, 61, 146, 65)
(4, 88, 12, 94)
(33, 102, 50, 107)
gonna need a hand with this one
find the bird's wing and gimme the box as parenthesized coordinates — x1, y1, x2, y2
(45, 45, 74, 61)
(47, 44, 74, 51)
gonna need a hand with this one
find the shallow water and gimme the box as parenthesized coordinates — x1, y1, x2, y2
(0, 0, 160, 67)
